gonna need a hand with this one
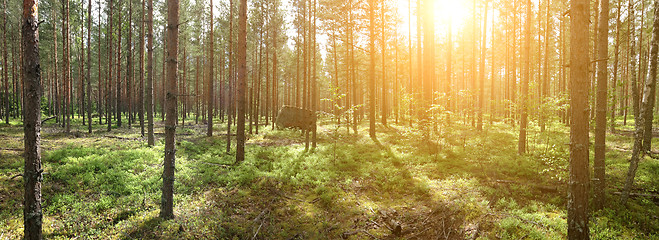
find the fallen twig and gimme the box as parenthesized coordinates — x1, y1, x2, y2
(104, 135, 142, 141)
(41, 116, 57, 124)
(10, 174, 23, 180)
(612, 191, 659, 199)
(0, 148, 23, 152)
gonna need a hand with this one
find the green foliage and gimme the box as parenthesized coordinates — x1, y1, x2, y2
(1, 116, 657, 239)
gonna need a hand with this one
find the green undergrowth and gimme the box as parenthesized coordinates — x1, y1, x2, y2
(0, 115, 657, 239)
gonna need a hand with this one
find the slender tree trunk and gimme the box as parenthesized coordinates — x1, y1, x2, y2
(519, 0, 530, 154)
(64, 0, 71, 133)
(227, 0, 234, 154)
(478, 1, 488, 131)
(422, 0, 433, 131)
(127, 0, 133, 127)
(53, 8, 59, 124)
(541, 0, 551, 132)
(116, 1, 123, 128)
(368, 0, 376, 139)
(87, 0, 92, 133)
(108, 0, 114, 131)
(381, 0, 387, 126)
(146, 0, 154, 145)
(611, 0, 621, 131)
(311, 0, 317, 147)
(236, 0, 247, 163)
(630, 0, 640, 119)
(98, 1, 103, 126)
(195, 56, 199, 125)
(2, 0, 8, 124)
(594, 0, 609, 212)
(568, 0, 590, 238)
(207, 0, 214, 136)
(161, 0, 179, 220)
(139, 0, 145, 136)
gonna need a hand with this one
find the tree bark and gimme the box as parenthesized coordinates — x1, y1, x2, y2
(146, 0, 155, 145)
(629, 0, 640, 120)
(518, 0, 530, 154)
(22, 0, 43, 237)
(568, 0, 591, 238)
(611, 0, 621, 132)
(207, 0, 214, 137)
(63, 0, 71, 133)
(3, 0, 8, 124)
(139, 0, 146, 136)
(161, 0, 179, 220)
(368, 0, 376, 139)
(622, 0, 659, 205)
(594, 0, 609, 212)
(107, 0, 114, 131)
(86, 0, 92, 133)
(478, 1, 488, 131)
(236, 0, 247, 163)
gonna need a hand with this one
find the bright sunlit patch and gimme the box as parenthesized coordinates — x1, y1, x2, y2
(434, 0, 469, 29)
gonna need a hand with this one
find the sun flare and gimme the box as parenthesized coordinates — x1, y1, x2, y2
(434, 0, 469, 28)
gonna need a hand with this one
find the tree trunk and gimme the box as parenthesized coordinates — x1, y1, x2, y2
(207, 0, 214, 136)
(139, 0, 146, 136)
(64, 0, 71, 133)
(146, 0, 155, 145)
(127, 0, 133, 127)
(422, 0, 434, 130)
(630, 0, 640, 120)
(161, 0, 179, 220)
(593, 0, 609, 212)
(568, 0, 590, 238)
(116, 2, 122, 128)
(611, 0, 621, 132)
(622, 0, 659, 205)
(87, 0, 92, 133)
(368, 0, 376, 139)
(236, 0, 247, 163)
(107, 0, 114, 131)
(518, 0, 530, 155)
(478, 1, 488, 131)
(3, 0, 8, 124)
(227, 0, 234, 154)
(381, 0, 387, 126)
(22, 0, 43, 237)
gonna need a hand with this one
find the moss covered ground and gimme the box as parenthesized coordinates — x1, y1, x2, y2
(0, 116, 657, 239)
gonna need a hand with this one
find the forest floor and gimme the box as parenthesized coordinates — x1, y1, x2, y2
(0, 116, 658, 239)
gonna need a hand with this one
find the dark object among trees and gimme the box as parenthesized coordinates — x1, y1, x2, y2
(275, 106, 316, 131)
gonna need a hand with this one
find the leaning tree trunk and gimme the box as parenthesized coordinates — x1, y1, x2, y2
(22, 0, 43, 238)
(594, 0, 609, 212)
(642, 1, 659, 151)
(621, 0, 659, 205)
(568, 0, 591, 239)
(160, 0, 179, 220)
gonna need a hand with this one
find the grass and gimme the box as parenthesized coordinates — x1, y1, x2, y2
(0, 114, 658, 239)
